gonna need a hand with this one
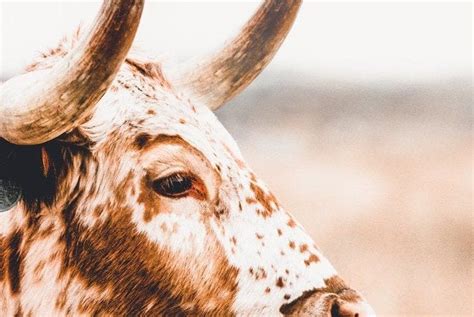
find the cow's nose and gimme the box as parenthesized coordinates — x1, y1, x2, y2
(331, 298, 376, 317)
(280, 288, 376, 317)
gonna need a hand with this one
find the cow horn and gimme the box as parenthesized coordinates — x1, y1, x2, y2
(171, 0, 302, 110)
(0, 0, 144, 145)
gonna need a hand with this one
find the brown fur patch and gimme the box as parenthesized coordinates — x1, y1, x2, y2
(304, 254, 319, 266)
(323, 276, 361, 303)
(287, 218, 296, 228)
(280, 288, 319, 315)
(138, 177, 162, 223)
(7, 231, 23, 294)
(33, 261, 46, 283)
(246, 197, 257, 204)
(254, 267, 267, 280)
(14, 306, 23, 317)
(276, 276, 285, 288)
(299, 244, 308, 253)
(0, 237, 4, 282)
(249, 182, 278, 218)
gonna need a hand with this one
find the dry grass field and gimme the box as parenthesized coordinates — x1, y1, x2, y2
(218, 71, 472, 316)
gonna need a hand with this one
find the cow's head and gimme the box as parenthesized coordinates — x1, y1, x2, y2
(0, 1, 375, 316)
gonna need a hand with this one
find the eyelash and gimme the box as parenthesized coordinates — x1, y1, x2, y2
(152, 172, 195, 198)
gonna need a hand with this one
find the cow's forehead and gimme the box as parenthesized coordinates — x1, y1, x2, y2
(28, 48, 241, 166)
(86, 57, 243, 170)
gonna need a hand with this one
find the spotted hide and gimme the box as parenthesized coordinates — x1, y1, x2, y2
(0, 1, 375, 316)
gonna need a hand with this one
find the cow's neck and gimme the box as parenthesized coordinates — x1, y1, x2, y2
(0, 146, 101, 316)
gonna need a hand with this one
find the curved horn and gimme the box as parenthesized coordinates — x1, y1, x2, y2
(173, 0, 302, 110)
(0, 0, 144, 145)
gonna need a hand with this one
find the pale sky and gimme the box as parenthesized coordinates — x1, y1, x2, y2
(1, 1, 471, 82)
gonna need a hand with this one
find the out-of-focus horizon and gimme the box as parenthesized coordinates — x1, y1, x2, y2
(1, 1, 472, 316)
(0, 1, 471, 82)
(220, 73, 471, 316)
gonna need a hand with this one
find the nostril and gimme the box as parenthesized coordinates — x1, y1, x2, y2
(331, 301, 361, 317)
(330, 302, 340, 317)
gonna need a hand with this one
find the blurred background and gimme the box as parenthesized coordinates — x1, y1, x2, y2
(1, 1, 472, 316)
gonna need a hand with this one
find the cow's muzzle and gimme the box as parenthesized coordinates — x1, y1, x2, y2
(280, 288, 375, 317)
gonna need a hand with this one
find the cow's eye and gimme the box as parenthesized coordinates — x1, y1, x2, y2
(152, 172, 194, 198)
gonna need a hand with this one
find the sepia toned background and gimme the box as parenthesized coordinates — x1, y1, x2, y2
(1, 1, 472, 316)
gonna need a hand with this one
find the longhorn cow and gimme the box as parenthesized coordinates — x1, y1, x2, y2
(0, 1, 375, 316)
